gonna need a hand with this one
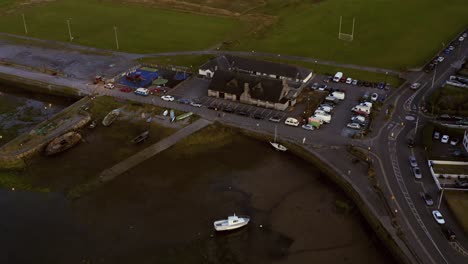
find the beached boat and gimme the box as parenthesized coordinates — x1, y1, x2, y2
(214, 214, 250, 231)
(102, 109, 120, 126)
(45, 132, 82, 155)
(270, 125, 287, 151)
(88, 120, 97, 128)
(132, 130, 149, 144)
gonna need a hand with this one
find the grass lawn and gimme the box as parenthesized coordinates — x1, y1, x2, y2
(234, 0, 468, 70)
(136, 55, 215, 68)
(0, 0, 246, 53)
(446, 191, 468, 234)
(428, 85, 468, 116)
(432, 164, 468, 175)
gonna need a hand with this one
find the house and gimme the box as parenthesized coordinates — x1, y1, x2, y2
(199, 55, 313, 84)
(208, 70, 297, 111)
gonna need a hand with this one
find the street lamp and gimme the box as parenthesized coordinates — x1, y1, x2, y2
(66, 18, 73, 41)
(114, 26, 119, 50)
(22, 14, 28, 34)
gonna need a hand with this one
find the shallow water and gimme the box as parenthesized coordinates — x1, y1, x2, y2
(0, 91, 395, 264)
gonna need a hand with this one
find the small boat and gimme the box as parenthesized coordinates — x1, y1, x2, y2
(214, 214, 250, 231)
(163, 110, 168, 116)
(88, 120, 97, 128)
(132, 130, 149, 144)
(102, 109, 120, 126)
(45, 131, 82, 155)
(270, 125, 287, 151)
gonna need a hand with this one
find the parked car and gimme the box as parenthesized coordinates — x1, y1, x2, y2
(448, 45, 455, 51)
(436, 56, 445, 63)
(346, 77, 353, 84)
(252, 113, 264, 120)
(318, 84, 328, 91)
(120, 87, 132, 93)
(432, 210, 445, 225)
(463, 32, 468, 38)
(223, 107, 234, 113)
(412, 167, 422, 179)
(357, 80, 364, 86)
(301, 124, 315, 131)
(236, 111, 248, 116)
(285, 117, 300, 127)
(450, 138, 459, 146)
(433, 131, 440, 140)
(190, 101, 202, 107)
(346, 123, 361, 130)
(377, 82, 385, 89)
(311, 82, 319, 89)
(410, 83, 421, 90)
(441, 135, 449, 143)
(371, 93, 378, 101)
(421, 193, 434, 206)
(409, 156, 418, 167)
(384, 83, 391, 90)
(269, 116, 282, 123)
(161, 95, 174, 101)
(104, 83, 115, 89)
(442, 227, 456, 241)
(458, 36, 465, 42)
(352, 79, 358, 85)
(177, 98, 191, 104)
(340, 77, 347, 83)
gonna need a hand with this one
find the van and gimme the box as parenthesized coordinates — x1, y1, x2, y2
(325, 96, 337, 103)
(331, 91, 345, 100)
(359, 102, 373, 108)
(285, 117, 300, 127)
(134, 88, 149, 96)
(314, 109, 327, 115)
(333, 72, 343, 82)
(352, 105, 371, 115)
(318, 105, 333, 113)
(314, 113, 331, 124)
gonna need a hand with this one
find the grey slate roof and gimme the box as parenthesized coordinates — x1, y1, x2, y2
(208, 70, 286, 103)
(201, 55, 311, 81)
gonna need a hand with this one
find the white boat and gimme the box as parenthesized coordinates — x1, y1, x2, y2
(163, 110, 168, 116)
(270, 125, 287, 151)
(214, 214, 250, 231)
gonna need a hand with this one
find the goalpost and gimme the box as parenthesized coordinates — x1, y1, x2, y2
(338, 16, 355, 41)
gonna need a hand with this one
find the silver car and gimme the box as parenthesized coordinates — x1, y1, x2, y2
(412, 167, 422, 179)
(409, 156, 418, 167)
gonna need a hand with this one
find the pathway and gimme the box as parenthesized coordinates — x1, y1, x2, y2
(98, 118, 212, 181)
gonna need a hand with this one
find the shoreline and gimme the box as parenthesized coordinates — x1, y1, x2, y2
(0, 66, 412, 263)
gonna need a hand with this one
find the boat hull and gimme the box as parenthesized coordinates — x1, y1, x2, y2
(45, 132, 82, 155)
(132, 131, 149, 144)
(102, 109, 120, 126)
(214, 217, 250, 231)
(270, 142, 287, 151)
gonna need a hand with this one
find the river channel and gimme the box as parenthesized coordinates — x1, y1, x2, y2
(0, 89, 395, 264)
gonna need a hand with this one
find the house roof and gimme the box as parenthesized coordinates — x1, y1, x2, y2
(208, 70, 286, 103)
(200, 55, 311, 81)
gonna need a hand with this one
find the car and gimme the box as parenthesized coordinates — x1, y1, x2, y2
(346, 77, 352, 84)
(433, 131, 440, 140)
(346, 123, 361, 130)
(223, 107, 234, 113)
(352, 79, 358, 85)
(436, 56, 445, 63)
(301, 124, 315, 131)
(323, 76, 332, 83)
(236, 111, 248, 116)
(412, 167, 422, 179)
(119, 87, 132, 93)
(161, 95, 174, 101)
(190, 101, 202, 107)
(318, 84, 328, 91)
(421, 193, 434, 206)
(409, 156, 418, 167)
(463, 32, 468, 38)
(384, 83, 391, 91)
(432, 210, 445, 225)
(371, 93, 378, 101)
(177, 98, 191, 104)
(459, 36, 465, 42)
(448, 45, 455, 51)
(410, 83, 421, 90)
(285, 117, 300, 127)
(450, 138, 459, 146)
(443, 48, 451, 55)
(104, 83, 115, 89)
(442, 227, 456, 241)
(424, 63, 435, 73)
(311, 82, 319, 89)
(269, 116, 282, 123)
(407, 138, 415, 148)
(252, 114, 264, 120)
(377, 82, 385, 89)
(340, 77, 347, 83)
(357, 80, 364, 86)
(441, 135, 449, 143)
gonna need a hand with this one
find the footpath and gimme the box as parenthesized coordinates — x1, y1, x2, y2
(98, 118, 212, 181)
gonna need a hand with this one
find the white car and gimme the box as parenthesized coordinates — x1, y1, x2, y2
(346, 123, 361, 130)
(190, 102, 202, 107)
(459, 36, 465, 42)
(352, 79, 358, 85)
(436, 56, 445, 63)
(284, 117, 299, 127)
(346, 77, 352, 84)
(371, 93, 378, 102)
(104, 83, 115, 89)
(450, 138, 459, 146)
(441, 135, 449, 143)
(432, 210, 445, 225)
(410, 83, 421, 90)
(301, 124, 315, 131)
(161, 95, 175, 101)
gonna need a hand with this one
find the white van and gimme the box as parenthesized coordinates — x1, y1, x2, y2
(352, 105, 371, 115)
(314, 113, 332, 124)
(318, 105, 333, 113)
(331, 91, 345, 100)
(333, 72, 343, 82)
(359, 102, 373, 108)
(134, 88, 149, 96)
(285, 117, 300, 127)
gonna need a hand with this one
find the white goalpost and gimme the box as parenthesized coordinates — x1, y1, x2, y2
(338, 16, 355, 41)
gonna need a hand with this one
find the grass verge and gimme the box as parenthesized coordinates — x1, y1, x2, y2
(136, 55, 215, 68)
(445, 191, 468, 234)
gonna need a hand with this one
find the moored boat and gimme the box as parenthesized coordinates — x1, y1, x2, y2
(45, 131, 82, 155)
(102, 109, 120, 126)
(132, 130, 149, 144)
(270, 142, 287, 151)
(214, 214, 250, 231)
(88, 120, 97, 128)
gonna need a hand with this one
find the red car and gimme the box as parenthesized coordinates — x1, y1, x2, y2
(340, 77, 347, 83)
(120, 87, 133, 93)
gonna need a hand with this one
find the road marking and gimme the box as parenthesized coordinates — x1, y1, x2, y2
(388, 141, 449, 264)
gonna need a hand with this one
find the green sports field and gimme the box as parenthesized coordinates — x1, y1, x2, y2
(0, 0, 467, 70)
(0, 0, 245, 53)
